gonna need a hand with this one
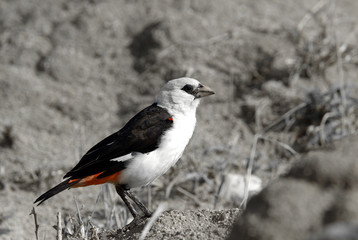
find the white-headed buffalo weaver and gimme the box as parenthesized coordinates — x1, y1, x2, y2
(34, 78, 214, 230)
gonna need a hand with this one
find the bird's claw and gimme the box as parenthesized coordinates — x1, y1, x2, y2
(144, 210, 152, 218)
(122, 215, 150, 232)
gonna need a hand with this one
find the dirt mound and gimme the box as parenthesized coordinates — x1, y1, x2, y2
(101, 209, 239, 240)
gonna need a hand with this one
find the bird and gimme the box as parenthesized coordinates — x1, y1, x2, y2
(34, 77, 214, 230)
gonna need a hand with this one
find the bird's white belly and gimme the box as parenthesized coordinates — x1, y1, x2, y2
(118, 114, 196, 188)
(119, 148, 181, 188)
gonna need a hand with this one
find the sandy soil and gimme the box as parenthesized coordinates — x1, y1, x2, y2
(102, 209, 240, 240)
(1, 0, 358, 239)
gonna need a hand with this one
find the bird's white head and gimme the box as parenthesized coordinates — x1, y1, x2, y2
(156, 77, 215, 115)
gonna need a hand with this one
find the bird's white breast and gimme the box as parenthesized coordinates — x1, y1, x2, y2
(118, 111, 197, 188)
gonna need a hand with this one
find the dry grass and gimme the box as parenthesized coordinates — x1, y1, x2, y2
(30, 207, 39, 240)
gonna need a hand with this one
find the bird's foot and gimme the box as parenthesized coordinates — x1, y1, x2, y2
(143, 209, 152, 218)
(122, 215, 150, 232)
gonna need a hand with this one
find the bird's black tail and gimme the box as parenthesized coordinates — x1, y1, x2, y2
(34, 179, 80, 206)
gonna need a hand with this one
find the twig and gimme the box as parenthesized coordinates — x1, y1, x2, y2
(74, 195, 85, 238)
(147, 185, 152, 211)
(239, 134, 260, 209)
(65, 216, 74, 236)
(103, 184, 123, 228)
(57, 212, 62, 240)
(239, 132, 299, 210)
(117, 205, 128, 229)
(139, 202, 168, 240)
(261, 102, 307, 133)
(109, 204, 116, 229)
(214, 175, 225, 209)
(297, 0, 328, 31)
(113, 202, 121, 229)
(85, 188, 103, 237)
(319, 112, 340, 144)
(347, 95, 358, 105)
(213, 133, 239, 209)
(74, 196, 83, 225)
(255, 99, 270, 131)
(176, 187, 203, 207)
(103, 184, 110, 227)
(165, 172, 206, 198)
(260, 135, 298, 157)
(331, 0, 352, 136)
(30, 207, 39, 240)
(165, 174, 183, 198)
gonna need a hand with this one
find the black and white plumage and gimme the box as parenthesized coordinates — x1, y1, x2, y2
(34, 77, 214, 230)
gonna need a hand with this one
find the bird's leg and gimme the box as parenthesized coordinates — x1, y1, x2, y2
(115, 185, 151, 231)
(115, 185, 138, 218)
(125, 190, 152, 217)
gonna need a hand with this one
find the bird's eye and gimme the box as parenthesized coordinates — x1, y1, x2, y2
(181, 84, 194, 93)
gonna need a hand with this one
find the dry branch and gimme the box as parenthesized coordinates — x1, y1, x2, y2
(30, 207, 39, 240)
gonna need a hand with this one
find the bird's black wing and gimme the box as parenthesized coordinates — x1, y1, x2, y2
(64, 103, 173, 180)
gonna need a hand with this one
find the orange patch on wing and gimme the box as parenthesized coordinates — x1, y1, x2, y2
(69, 171, 121, 188)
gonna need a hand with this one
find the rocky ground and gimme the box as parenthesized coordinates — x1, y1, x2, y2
(1, 0, 358, 239)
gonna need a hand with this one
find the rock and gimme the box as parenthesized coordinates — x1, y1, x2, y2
(308, 223, 358, 240)
(228, 180, 334, 240)
(219, 173, 262, 204)
(228, 136, 358, 240)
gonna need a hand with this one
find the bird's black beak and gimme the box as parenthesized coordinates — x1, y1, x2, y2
(195, 84, 215, 99)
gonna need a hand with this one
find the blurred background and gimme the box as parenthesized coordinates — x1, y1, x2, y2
(1, 0, 358, 239)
